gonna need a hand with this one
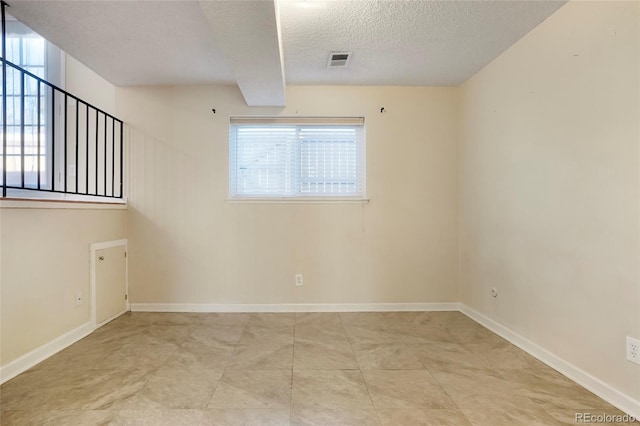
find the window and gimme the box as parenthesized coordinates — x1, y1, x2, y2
(3, 14, 62, 190)
(229, 117, 365, 199)
(1, 15, 124, 202)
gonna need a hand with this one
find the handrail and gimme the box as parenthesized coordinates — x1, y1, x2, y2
(2, 58, 122, 123)
(0, 1, 125, 200)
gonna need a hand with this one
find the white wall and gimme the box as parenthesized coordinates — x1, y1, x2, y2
(460, 0, 639, 405)
(118, 85, 459, 306)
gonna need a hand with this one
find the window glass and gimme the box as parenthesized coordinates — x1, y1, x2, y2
(229, 119, 365, 199)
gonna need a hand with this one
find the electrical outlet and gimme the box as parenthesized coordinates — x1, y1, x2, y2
(76, 291, 83, 306)
(295, 274, 303, 287)
(491, 287, 498, 298)
(627, 336, 640, 365)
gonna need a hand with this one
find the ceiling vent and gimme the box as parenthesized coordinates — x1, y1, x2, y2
(327, 51, 351, 68)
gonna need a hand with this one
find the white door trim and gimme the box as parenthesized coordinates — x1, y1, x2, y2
(90, 239, 128, 328)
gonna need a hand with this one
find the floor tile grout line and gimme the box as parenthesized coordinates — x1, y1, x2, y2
(204, 313, 251, 410)
(408, 342, 429, 371)
(339, 311, 383, 425)
(223, 313, 253, 371)
(421, 364, 465, 414)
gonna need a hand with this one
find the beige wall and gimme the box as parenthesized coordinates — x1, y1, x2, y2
(459, 1, 640, 401)
(0, 208, 126, 365)
(0, 56, 124, 368)
(65, 55, 116, 116)
(118, 85, 459, 305)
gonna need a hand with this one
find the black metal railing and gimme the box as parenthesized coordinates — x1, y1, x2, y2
(0, 1, 124, 200)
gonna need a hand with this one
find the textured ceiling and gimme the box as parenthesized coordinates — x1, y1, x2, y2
(6, 0, 566, 105)
(6, 0, 235, 86)
(279, 0, 566, 86)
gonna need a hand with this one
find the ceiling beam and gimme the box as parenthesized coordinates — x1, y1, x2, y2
(199, 0, 286, 107)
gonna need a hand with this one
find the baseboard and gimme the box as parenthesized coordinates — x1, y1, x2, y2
(460, 304, 640, 419)
(96, 308, 129, 329)
(130, 302, 462, 313)
(0, 321, 94, 385)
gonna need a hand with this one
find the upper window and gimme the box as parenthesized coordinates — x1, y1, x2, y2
(2, 15, 124, 202)
(229, 117, 365, 200)
(3, 15, 62, 192)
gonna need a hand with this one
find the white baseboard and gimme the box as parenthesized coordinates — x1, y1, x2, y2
(96, 308, 129, 329)
(130, 302, 461, 313)
(460, 304, 640, 419)
(0, 322, 94, 385)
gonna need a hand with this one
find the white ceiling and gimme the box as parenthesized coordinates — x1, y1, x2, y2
(6, 0, 566, 106)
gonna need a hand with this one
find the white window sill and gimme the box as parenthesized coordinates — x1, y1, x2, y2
(1, 190, 127, 210)
(226, 197, 369, 204)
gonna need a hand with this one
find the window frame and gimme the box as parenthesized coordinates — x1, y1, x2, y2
(3, 15, 64, 193)
(228, 116, 367, 203)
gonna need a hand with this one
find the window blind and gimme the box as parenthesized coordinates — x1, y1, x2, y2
(229, 117, 365, 198)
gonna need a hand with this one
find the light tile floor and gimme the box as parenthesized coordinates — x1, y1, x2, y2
(0, 312, 633, 425)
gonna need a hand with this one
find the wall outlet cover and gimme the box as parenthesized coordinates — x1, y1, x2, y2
(627, 336, 640, 365)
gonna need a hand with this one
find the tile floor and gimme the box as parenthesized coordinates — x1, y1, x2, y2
(0, 311, 632, 425)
